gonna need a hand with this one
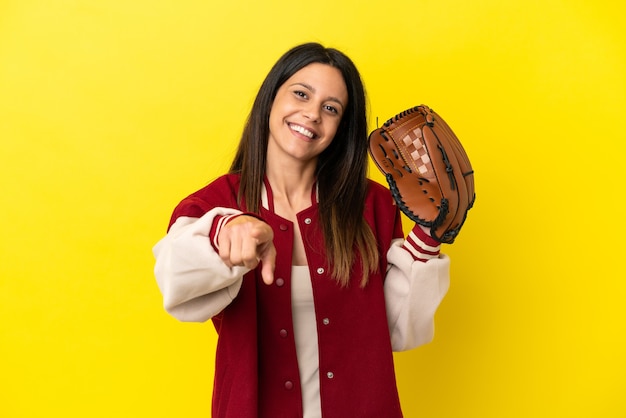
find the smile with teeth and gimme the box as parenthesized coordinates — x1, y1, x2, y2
(289, 123, 316, 139)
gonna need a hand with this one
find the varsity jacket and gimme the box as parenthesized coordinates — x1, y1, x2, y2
(153, 174, 450, 418)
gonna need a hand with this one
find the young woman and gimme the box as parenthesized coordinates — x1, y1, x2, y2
(153, 42, 450, 418)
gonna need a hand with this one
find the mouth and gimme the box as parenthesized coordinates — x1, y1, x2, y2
(289, 123, 317, 140)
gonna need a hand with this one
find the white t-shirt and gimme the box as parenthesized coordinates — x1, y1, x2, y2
(291, 265, 322, 418)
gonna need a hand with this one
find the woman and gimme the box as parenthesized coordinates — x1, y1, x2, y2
(153, 42, 450, 418)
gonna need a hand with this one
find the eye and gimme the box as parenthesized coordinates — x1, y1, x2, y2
(323, 104, 341, 115)
(293, 90, 308, 99)
(324, 105, 338, 114)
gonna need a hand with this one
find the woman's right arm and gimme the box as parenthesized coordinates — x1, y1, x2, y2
(152, 207, 250, 322)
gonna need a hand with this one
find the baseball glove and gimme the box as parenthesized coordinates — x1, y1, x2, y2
(368, 105, 475, 243)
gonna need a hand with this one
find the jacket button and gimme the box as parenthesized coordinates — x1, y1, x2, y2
(322, 318, 330, 325)
(284, 380, 294, 390)
(326, 372, 334, 379)
(279, 329, 288, 338)
(279, 224, 288, 231)
(304, 218, 312, 225)
(316, 267, 324, 275)
(275, 278, 285, 287)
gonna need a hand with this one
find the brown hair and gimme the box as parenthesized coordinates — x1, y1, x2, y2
(230, 43, 377, 286)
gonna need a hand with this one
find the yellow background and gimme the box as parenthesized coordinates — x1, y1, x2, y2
(1, 0, 625, 417)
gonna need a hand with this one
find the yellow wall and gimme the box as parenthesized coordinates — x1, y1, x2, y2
(1, 0, 624, 417)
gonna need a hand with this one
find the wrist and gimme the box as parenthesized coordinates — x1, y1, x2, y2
(402, 224, 441, 262)
(210, 214, 242, 251)
(210, 212, 267, 251)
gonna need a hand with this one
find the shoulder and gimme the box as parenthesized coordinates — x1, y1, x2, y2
(364, 178, 399, 220)
(366, 178, 395, 207)
(169, 174, 241, 226)
(186, 173, 241, 204)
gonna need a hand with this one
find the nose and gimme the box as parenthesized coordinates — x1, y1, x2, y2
(303, 103, 321, 123)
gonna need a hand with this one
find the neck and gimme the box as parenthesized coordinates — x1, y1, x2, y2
(265, 161, 316, 213)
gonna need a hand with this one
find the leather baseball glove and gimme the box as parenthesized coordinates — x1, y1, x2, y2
(368, 105, 475, 243)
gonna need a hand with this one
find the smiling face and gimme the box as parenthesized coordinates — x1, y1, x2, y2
(267, 63, 348, 168)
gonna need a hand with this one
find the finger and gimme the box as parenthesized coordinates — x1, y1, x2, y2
(249, 222, 274, 246)
(240, 235, 261, 270)
(217, 230, 234, 267)
(219, 225, 248, 267)
(259, 243, 276, 285)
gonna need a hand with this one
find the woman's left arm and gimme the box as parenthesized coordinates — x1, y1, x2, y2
(384, 225, 451, 351)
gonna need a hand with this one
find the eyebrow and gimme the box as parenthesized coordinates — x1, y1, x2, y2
(290, 82, 346, 110)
